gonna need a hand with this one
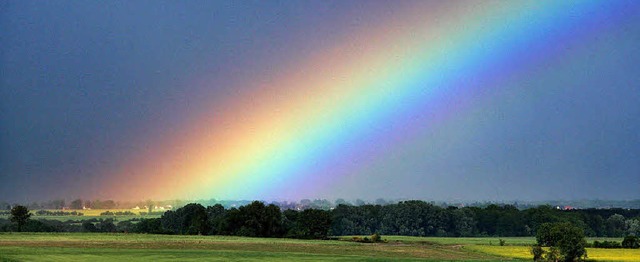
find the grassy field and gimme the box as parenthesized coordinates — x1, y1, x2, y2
(0, 233, 509, 261)
(0, 233, 637, 261)
(416, 236, 640, 261)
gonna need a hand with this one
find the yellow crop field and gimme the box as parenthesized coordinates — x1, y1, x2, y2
(467, 245, 531, 260)
(468, 245, 640, 261)
(586, 248, 640, 262)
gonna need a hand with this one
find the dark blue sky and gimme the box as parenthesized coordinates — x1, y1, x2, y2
(1, 1, 639, 202)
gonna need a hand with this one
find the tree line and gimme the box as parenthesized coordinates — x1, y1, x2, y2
(2, 200, 639, 240)
(131, 202, 333, 239)
(331, 201, 639, 237)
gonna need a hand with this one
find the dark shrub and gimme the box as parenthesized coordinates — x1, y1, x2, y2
(593, 240, 621, 248)
(622, 235, 639, 249)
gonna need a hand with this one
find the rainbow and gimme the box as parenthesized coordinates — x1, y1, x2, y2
(106, 1, 639, 200)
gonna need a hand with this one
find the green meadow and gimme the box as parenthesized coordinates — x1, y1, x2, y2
(0, 233, 504, 261)
(1, 233, 638, 261)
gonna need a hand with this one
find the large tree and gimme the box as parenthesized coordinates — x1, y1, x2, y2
(295, 209, 332, 239)
(161, 203, 209, 235)
(535, 222, 587, 262)
(10, 205, 31, 232)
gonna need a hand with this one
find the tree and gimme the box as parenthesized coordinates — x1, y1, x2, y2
(263, 204, 283, 237)
(117, 221, 134, 233)
(296, 209, 332, 239)
(223, 201, 283, 237)
(98, 218, 116, 232)
(82, 221, 97, 232)
(606, 214, 626, 237)
(625, 219, 639, 236)
(102, 200, 117, 209)
(22, 219, 56, 232)
(451, 208, 476, 237)
(133, 218, 165, 234)
(10, 205, 31, 232)
(535, 222, 587, 262)
(622, 235, 639, 249)
(545, 246, 561, 262)
(206, 204, 227, 235)
(536, 223, 557, 247)
(70, 199, 83, 210)
(556, 223, 587, 261)
(161, 203, 209, 235)
(531, 245, 545, 261)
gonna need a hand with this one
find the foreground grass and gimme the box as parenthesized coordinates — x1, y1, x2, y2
(0, 246, 436, 262)
(1, 233, 635, 261)
(0, 233, 506, 261)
